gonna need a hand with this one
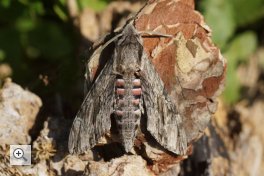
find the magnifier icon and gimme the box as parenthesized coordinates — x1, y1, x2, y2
(13, 148, 28, 162)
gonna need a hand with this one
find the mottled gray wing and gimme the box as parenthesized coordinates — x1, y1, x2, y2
(141, 54, 187, 155)
(68, 57, 115, 154)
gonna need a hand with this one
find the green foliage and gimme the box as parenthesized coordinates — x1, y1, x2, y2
(77, 0, 110, 11)
(199, 0, 263, 104)
(223, 32, 257, 103)
(225, 32, 257, 62)
(0, 0, 11, 8)
(0, 0, 78, 98)
(232, 0, 264, 26)
(53, 3, 68, 21)
(0, 50, 6, 61)
(0, 0, 119, 115)
(258, 49, 264, 71)
(200, 0, 236, 48)
(0, 27, 22, 64)
(27, 21, 72, 60)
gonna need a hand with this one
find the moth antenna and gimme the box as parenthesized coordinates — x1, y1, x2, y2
(123, 2, 148, 27)
(89, 33, 123, 61)
(139, 31, 173, 38)
(84, 33, 123, 93)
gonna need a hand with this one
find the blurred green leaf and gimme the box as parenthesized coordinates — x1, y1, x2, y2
(0, 26, 26, 83)
(18, 0, 29, 5)
(231, 0, 264, 26)
(59, 0, 66, 4)
(258, 48, 264, 71)
(78, 0, 109, 11)
(54, 4, 68, 21)
(0, 0, 11, 8)
(25, 46, 41, 59)
(0, 49, 6, 61)
(223, 62, 241, 104)
(223, 31, 257, 104)
(15, 17, 35, 32)
(199, 1, 261, 104)
(0, 27, 22, 63)
(27, 21, 72, 60)
(200, 0, 236, 48)
(0, 1, 25, 23)
(30, 1, 45, 16)
(225, 31, 257, 63)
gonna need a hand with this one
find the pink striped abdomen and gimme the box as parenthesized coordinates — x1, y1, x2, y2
(114, 77, 142, 152)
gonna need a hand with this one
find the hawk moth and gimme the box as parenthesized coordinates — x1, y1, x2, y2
(68, 23, 187, 155)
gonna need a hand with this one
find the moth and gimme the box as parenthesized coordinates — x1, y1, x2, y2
(68, 23, 187, 155)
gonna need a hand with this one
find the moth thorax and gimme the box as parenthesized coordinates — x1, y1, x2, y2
(117, 63, 140, 75)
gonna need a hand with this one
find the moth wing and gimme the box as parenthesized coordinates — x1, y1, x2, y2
(68, 58, 115, 154)
(141, 54, 187, 155)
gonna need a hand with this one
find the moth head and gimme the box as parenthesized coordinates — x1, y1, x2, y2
(123, 23, 138, 35)
(118, 23, 142, 46)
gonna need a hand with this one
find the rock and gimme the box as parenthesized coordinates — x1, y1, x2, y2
(180, 123, 230, 176)
(231, 101, 264, 176)
(79, 8, 100, 42)
(0, 63, 12, 80)
(62, 155, 87, 176)
(0, 78, 42, 144)
(84, 155, 154, 176)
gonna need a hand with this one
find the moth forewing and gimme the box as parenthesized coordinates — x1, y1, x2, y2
(68, 56, 115, 154)
(140, 51, 188, 155)
(68, 117, 82, 154)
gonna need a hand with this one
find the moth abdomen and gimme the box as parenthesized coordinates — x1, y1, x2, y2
(114, 76, 142, 152)
(116, 119, 139, 152)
